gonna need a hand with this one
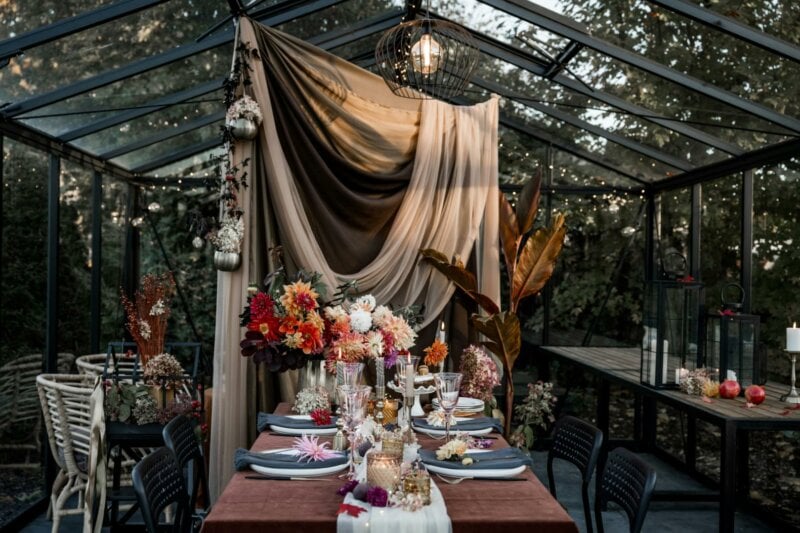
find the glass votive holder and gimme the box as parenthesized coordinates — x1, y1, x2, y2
(366, 452, 401, 492)
(382, 399, 398, 424)
(402, 469, 431, 505)
(381, 433, 404, 457)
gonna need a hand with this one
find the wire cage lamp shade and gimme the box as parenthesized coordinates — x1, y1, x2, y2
(375, 18, 479, 100)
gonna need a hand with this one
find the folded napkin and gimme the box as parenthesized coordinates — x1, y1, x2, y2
(257, 413, 337, 432)
(412, 416, 503, 434)
(419, 448, 532, 470)
(234, 448, 347, 471)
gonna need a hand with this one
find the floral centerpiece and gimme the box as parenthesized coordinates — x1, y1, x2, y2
(240, 270, 327, 372)
(121, 272, 175, 367)
(143, 353, 185, 391)
(321, 294, 417, 373)
(208, 213, 244, 254)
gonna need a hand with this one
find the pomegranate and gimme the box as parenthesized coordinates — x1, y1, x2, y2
(719, 379, 741, 399)
(745, 384, 766, 405)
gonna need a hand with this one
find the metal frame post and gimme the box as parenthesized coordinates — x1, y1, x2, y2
(90, 171, 103, 353)
(741, 170, 754, 313)
(541, 143, 553, 346)
(45, 155, 60, 373)
(690, 184, 701, 279)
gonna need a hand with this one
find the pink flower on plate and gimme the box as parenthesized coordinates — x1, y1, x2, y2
(292, 434, 339, 462)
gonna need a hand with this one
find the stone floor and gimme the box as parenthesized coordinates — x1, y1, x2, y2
(21, 451, 777, 533)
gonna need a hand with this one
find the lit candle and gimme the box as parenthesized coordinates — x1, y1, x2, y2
(436, 321, 446, 343)
(405, 354, 415, 399)
(366, 452, 401, 491)
(788, 322, 800, 352)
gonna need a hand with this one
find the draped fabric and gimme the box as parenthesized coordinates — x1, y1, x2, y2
(210, 17, 500, 501)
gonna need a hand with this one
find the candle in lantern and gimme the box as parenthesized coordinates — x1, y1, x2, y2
(382, 399, 398, 424)
(405, 353, 415, 399)
(366, 452, 401, 491)
(788, 322, 800, 352)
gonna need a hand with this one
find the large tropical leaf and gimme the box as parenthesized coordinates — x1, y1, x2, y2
(516, 174, 542, 236)
(471, 311, 521, 373)
(511, 213, 567, 309)
(420, 248, 478, 295)
(498, 193, 519, 282)
(468, 290, 501, 315)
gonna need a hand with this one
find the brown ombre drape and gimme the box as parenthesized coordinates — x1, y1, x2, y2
(210, 17, 500, 500)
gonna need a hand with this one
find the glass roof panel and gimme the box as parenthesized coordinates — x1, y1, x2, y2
(277, 0, 401, 40)
(544, 1, 800, 122)
(18, 46, 231, 137)
(553, 149, 646, 190)
(0, 0, 118, 41)
(149, 146, 226, 179)
(497, 126, 547, 187)
(70, 92, 224, 155)
(568, 47, 795, 151)
(110, 123, 221, 170)
(686, 1, 800, 47)
(0, 0, 227, 104)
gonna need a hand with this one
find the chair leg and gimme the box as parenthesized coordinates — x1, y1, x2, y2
(48, 469, 67, 520)
(582, 481, 593, 533)
(594, 493, 604, 533)
(547, 456, 557, 499)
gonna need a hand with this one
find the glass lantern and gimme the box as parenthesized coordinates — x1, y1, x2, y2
(705, 283, 762, 390)
(641, 254, 704, 388)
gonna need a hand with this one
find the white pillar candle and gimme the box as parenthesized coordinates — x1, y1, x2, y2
(788, 323, 800, 352)
(647, 339, 669, 385)
(405, 354, 415, 399)
(436, 321, 446, 343)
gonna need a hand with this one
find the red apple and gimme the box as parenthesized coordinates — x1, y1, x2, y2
(745, 385, 766, 405)
(719, 379, 741, 399)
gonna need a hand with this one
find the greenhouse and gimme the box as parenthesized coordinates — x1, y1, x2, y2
(0, 1, 798, 532)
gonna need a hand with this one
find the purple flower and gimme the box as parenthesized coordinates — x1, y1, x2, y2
(384, 349, 399, 369)
(337, 480, 359, 496)
(366, 486, 388, 507)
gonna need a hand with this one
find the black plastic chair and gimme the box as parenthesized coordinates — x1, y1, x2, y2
(132, 447, 193, 533)
(547, 416, 604, 533)
(163, 415, 210, 517)
(595, 448, 657, 533)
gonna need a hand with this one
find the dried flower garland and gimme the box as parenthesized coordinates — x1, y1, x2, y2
(121, 272, 175, 366)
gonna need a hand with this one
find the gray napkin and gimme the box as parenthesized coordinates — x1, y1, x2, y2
(413, 416, 503, 433)
(257, 413, 337, 432)
(234, 448, 347, 471)
(419, 448, 532, 470)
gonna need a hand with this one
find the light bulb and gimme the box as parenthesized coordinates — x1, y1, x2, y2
(410, 33, 442, 74)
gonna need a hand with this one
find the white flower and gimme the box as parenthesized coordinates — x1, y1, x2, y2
(425, 410, 446, 427)
(435, 438, 468, 460)
(371, 305, 393, 327)
(349, 309, 372, 333)
(323, 305, 347, 323)
(366, 331, 384, 358)
(354, 294, 376, 312)
(209, 215, 244, 253)
(226, 95, 263, 125)
(149, 299, 166, 316)
(138, 320, 151, 340)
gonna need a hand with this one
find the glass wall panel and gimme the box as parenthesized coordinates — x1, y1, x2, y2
(498, 126, 546, 187)
(656, 187, 691, 270)
(752, 159, 800, 382)
(58, 161, 93, 357)
(0, 139, 48, 527)
(542, 192, 646, 346)
(101, 178, 129, 344)
(700, 175, 741, 305)
(139, 187, 218, 367)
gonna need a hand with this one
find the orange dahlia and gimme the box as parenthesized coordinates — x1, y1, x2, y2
(424, 339, 448, 366)
(280, 281, 319, 316)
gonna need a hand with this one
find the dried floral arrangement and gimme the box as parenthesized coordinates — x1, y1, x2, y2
(226, 94, 263, 124)
(459, 344, 500, 404)
(293, 386, 330, 415)
(207, 213, 244, 253)
(121, 272, 175, 366)
(509, 381, 557, 449)
(143, 353, 185, 390)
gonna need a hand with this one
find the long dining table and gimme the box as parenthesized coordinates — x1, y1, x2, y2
(202, 403, 578, 533)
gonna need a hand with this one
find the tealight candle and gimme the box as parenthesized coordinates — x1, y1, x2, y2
(382, 399, 398, 424)
(788, 322, 800, 352)
(366, 452, 401, 491)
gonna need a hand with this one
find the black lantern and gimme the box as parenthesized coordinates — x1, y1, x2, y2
(705, 283, 762, 390)
(641, 254, 704, 388)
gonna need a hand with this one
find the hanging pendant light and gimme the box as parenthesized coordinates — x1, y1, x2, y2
(375, 3, 479, 100)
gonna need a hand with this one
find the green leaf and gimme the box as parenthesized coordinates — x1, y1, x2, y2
(119, 404, 131, 423)
(523, 425, 534, 449)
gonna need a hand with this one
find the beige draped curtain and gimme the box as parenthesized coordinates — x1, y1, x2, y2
(210, 17, 500, 500)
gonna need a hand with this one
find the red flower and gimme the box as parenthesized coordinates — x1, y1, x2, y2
(720, 309, 736, 317)
(310, 408, 332, 426)
(248, 314, 281, 343)
(677, 275, 695, 283)
(337, 503, 367, 517)
(249, 292, 276, 321)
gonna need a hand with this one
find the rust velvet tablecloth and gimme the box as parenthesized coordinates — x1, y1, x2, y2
(202, 404, 577, 533)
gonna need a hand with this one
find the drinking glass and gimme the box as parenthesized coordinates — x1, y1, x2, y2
(338, 384, 371, 478)
(434, 372, 463, 441)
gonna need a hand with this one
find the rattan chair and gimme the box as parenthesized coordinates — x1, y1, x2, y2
(36, 373, 97, 533)
(0, 353, 74, 467)
(163, 415, 210, 518)
(595, 448, 657, 533)
(133, 447, 193, 533)
(76, 353, 112, 378)
(547, 416, 604, 533)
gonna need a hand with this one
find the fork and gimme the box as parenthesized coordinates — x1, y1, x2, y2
(435, 473, 527, 484)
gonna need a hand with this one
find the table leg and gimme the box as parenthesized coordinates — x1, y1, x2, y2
(642, 396, 657, 452)
(719, 420, 737, 533)
(736, 430, 750, 499)
(111, 444, 121, 527)
(686, 414, 697, 474)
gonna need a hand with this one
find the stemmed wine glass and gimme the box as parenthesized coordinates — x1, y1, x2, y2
(338, 384, 371, 478)
(434, 372, 463, 441)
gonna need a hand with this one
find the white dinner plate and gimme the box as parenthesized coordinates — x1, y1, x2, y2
(269, 415, 338, 436)
(251, 448, 349, 478)
(412, 423, 493, 437)
(432, 397, 484, 411)
(423, 448, 526, 479)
